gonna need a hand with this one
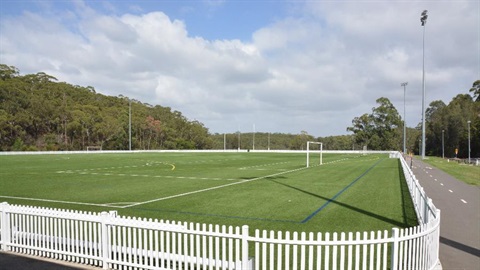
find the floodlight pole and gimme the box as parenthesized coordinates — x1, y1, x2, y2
(129, 99, 132, 151)
(307, 142, 310, 167)
(420, 10, 428, 159)
(237, 131, 240, 151)
(253, 124, 255, 151)
(468, 120, 471, 163)
(442, 129, 445, 159)
(401, 82, 408, 154)
(268, 132, 270, 151)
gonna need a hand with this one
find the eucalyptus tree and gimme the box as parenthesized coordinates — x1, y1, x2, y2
(347, 97, 402, 150)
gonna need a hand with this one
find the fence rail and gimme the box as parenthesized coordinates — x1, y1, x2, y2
(0, 152, 440, 269)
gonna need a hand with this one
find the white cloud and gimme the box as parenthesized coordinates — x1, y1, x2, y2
(0, 1, 478, 137)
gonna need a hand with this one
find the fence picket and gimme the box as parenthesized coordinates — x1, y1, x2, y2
(308, 232, 314, 270)
(293, 231, 298, 270)
(317, 232, 322, 270)
(285, 231, 290, 270)
(277, 231, 283, 270)
(347, 232, 353, 270)
(324, 232, 330, 270)
(332, 232, 338, 270)
(270, 230, 275, 270)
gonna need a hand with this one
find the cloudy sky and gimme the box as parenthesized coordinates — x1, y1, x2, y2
(1, 0, 478, 137)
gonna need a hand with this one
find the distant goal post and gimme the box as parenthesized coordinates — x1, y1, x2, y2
(86, 146, 102, 151)
(306, 141, 323, 168)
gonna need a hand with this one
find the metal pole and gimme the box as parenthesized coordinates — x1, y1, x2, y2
(402, 82, 408, 154)
(421, 10, 428, 160)
(442, 130, 445, 159)
(419, 139, 421, 156)
(468, 120, 471, 163)
(129, 99, 132, 151)
(268, 133, 270, 151)
(253, 124, 255, 151)
(306, 141, 310, 168)
(238, 131, 240, 151)
(224, 133, 226, 151)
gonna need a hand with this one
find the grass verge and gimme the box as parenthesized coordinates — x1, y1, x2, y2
(422, 156, 480, 186)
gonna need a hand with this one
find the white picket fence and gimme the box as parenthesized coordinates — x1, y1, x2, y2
(0, 153, 441, 269)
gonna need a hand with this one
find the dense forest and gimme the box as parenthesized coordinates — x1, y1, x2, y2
(1, 64, 478, 157)
(0, 64, 213, 151)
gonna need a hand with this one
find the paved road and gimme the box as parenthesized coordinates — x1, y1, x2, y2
(411, 157, 480, 270)
(0, 252, 90, 270)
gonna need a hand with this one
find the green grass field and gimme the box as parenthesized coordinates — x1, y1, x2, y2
(421, 156, 480, 186)
(0, 152, 417, 234)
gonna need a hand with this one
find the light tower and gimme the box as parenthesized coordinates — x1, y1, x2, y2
(468, 120, 471, 163)
(401, 82, 408, 154)
(442, 129, 445, 159)
(420, 10, 428, 159)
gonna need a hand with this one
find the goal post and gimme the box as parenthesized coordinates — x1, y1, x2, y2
(86, 146, 102, 151)
(306, 141, 323, 168)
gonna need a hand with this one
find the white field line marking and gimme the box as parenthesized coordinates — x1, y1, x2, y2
(239, 162, 290, 170)
(461, 199, 467, 204)
(440, 183, 444, 186)
(0, 195, 121, 208)
(103, 202, 139, 206)
(449, 189, 453, 193)
(321, 155, 375, 165)
(56, 170, 236, 181)
(122, 165, 310, 209)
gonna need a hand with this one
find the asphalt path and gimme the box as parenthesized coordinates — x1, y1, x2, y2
(410, 157, 480, 270)
(0, 252, 90, 270)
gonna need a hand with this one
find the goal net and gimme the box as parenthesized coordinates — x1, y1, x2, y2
(306, 141, 323, 168)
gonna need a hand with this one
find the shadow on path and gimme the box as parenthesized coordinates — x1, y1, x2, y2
(440, 236, 480, 258)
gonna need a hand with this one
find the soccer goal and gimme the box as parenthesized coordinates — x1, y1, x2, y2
(306, 141, 323, 168)
(86, 146, 102, 151)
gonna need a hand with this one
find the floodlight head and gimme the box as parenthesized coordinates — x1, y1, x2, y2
(420, 10, 428, 26)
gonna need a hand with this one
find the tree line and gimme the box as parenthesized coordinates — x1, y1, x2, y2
(347, 81, 479, 158)
(0, 64, 213, 151)
(1, 64, 478, 157)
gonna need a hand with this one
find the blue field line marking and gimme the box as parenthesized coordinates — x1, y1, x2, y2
(132, 207, 300, 224)
(300, 158, 385, 224)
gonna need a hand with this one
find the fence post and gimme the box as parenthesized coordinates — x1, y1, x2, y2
(0, 202, 11, 252)
(241, 225, 249, 269)
(390, 227, 399, 270)
(100, 211, 110, 270)
(433, 209, 441, 267)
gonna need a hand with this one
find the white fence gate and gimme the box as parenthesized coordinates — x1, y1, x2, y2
(0, 152, 440, 269)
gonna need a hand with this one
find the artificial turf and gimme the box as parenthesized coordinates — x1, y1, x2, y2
(0, 152, 417, 234)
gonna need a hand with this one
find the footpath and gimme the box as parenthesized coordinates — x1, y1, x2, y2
(0, 252, 89, 270)
(410, 157, 480, 270)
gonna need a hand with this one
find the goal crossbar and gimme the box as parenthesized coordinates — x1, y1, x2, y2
(306, 141, 323, 168)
